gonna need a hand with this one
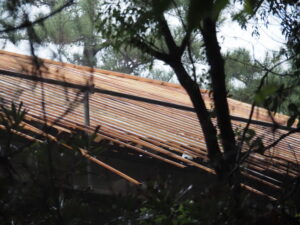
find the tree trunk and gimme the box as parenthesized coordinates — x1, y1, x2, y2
(82, 43, 97, 67)
(169, 59, 224, 174)
(201, 18, 237, 164)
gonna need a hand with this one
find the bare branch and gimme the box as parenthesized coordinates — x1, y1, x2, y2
(265, 127, 300, 151)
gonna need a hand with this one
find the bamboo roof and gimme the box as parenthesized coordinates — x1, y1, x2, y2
(0, 50, 299, 199)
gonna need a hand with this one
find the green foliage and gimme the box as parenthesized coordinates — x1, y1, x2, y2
(254, 84, 278, 104)
(30, 0, 159, 73)
(0, 103, 105, 224)
(33, 0, 103, 66)
(235, 127, 265, 155)
(99, 0, 160, 48)
(0, 102, 299, 224)
(0, 102, 27, 161)
(225, 48, 300, 118)
(133, 182, 199, 225)
(110, 178, 300, 225)
(225, 48, 261, 102)
(148, 68, 174, 82)
(225, 48, 260, 85)
(99, 46, 154, 75)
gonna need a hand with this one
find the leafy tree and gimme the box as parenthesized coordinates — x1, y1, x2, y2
(32, 0, 104, 67)
(0, 0, 74, 48)
(225, 48, 283, 106)
(98, 45, 154, 74)
(225, 48, 260, 92)
(97, 0, 300, 180)
(97, 0, 238, 178)
(225, 47, 300, 117)
(29, 0, 156, 74)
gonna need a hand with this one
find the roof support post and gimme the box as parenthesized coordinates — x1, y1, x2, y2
(83, 85, 94, 189)
(84, 90, 90, 127)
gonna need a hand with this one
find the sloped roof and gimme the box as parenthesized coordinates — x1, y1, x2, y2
(0, 50, 299, 199)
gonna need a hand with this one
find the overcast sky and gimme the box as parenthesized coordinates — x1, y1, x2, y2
(219, 15, 285, 60)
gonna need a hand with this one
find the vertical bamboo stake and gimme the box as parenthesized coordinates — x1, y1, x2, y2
(84, 88, 92, 189)
(84, 90, 90, 127)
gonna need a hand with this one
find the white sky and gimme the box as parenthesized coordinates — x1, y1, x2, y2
(219, 16, 285, 60)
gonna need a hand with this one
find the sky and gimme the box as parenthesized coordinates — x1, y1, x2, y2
(2, 20, 285, 59)
(219, 15, 285, 60)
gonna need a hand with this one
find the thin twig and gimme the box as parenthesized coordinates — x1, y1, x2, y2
(227, 54, 297, 77)
(264, 127, 300, 151)
(237, 70, 269, 156)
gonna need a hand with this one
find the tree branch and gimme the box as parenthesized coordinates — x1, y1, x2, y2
(157, 14, 179, 56)
(132, 37, 170, 62)
(237, 69, 270, 163)
(186, 39, 197, 81)
(178, 32, 190, 56)
(171, 0, 190, 57)
(264, 127, 300, 151)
